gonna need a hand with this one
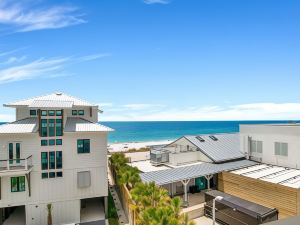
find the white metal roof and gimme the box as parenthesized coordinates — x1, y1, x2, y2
(232, 164, 300, 188)
(4, 92, 98, 108)
(29, 100, 74, 108)
(180, 133, 245, 163)
(64, 117, 114, 132)
(140, 160, 257, 185)
(0, 118, 38, 134)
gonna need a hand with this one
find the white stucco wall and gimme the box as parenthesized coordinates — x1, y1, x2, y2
(240, 125, 300, 169)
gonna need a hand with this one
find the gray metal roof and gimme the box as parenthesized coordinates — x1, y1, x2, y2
(0, 117, 38, 134)
(183, 133, 244, 162)
(140, 160, 258, 185)
(64, 117, 114, 132)
(29, 100, 74, 108)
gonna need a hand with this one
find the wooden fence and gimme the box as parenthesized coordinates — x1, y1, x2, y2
(218, 172, 300, 219)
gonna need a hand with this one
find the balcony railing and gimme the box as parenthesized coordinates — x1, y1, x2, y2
(0, 155, 33, 172)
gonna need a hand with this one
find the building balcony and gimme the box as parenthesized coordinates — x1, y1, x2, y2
(0, 156, 33, 176)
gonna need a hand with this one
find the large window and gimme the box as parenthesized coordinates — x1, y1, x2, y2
(56, 151, 62, 169)
(8, 143, 13, 164)
(72, 110, 77, 116)
(41, 152, 48, 170)
(275, 142, 288, 156)
(77, 139, 90, 153)
(48, 110, 55, 116)
(16, 143, 20, 163)
(49, 151, 55, 169)
(250, 140, 263, 153)
(48, 119, 55, 137)
(41, 119, 48, 137)
(11, 176, 25, 192)
(56, 119, 62, 136)
(78, 110, 84, 116)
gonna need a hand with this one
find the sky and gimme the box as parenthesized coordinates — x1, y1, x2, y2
(0, 0, 300, 121)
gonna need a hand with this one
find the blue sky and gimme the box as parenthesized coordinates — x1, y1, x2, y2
(1, 0, 300, 121)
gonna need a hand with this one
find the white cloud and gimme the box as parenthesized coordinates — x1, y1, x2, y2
(144, 0, 170, 4)
(0, 53, 110, 84)
(0, 1, 85, 32)
(79, 53, 111, 61)
(101, 103, 300, 121)
(2, 56, 27, 65)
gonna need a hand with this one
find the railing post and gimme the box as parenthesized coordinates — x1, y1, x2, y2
(7, 160, 10, 170)
(25, 159, 28, 170)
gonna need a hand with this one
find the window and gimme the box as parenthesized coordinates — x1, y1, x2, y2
(30, 110, 37, 116)
(49, 152, 55, 169)
(16, 143, 20, 163)
(77, 139, 90, 153)
(209, 135, 218, 141)
(72, 110, 77, 116)
(77, 171, 91, 188)
(49, 139, 55, 146)
(78, 110, 84, 116)
(56, 151, 62, 169)
(9, 143, 13, 164)
(56, 171, 63, 177)
(56, 119, 62, 136)
(41, 152, 48, 170)
(48, 110, 55, 116)
(42, 173, 48, 179)
(250, 140, 263, 153)
(11, 176, 25, 192)
(41, 119, 48, 137)
(41, 110, 47, 116)
(48, 119, 55, 137)
(41, 140, 48, 146)
(56, 110, 62, 116)
(56, 139, 62, 145)
(275, 142, 288, 156)
(49, 172, 55, 178)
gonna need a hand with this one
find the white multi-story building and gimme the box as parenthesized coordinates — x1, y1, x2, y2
(240, 123, 300, 169)
(0, 93, 113, 225)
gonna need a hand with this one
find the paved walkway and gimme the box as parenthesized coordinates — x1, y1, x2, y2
(193, 216, 220, 225)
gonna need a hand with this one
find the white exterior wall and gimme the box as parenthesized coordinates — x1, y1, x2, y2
(167, 137, 212, 166)
(15, 106, 99, 123)
(26, 199, 80, 225)
(240, 125, 300, 169)
(0, 130, 108, 224)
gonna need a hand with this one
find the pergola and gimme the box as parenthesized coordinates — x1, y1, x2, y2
(140, 160, 258, 206)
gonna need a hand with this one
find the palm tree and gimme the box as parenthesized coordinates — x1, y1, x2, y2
(47, 203, 53, 225)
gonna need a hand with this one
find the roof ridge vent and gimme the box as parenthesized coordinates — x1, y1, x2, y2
(55, 92, 63, 96)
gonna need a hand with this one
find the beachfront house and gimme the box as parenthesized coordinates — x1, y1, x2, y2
(0, 93, 113, 225)
(150, 133, 245, 166)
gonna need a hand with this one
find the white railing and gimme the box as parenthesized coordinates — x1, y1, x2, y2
(0, 155, 33, 171)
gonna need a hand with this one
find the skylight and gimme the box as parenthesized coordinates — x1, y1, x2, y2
(209, 135, 218, 141)
(196, 136, 205, 142)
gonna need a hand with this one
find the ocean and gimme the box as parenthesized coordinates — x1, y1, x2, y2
(1, 120, 297, 143)
(102, 120, 297, 143)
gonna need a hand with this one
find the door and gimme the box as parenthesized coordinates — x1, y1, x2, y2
(8, 143, 21, 165)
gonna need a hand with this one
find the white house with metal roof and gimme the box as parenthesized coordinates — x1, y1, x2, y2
(0, 93, 113, 225)
(150, 133, 245, 166)
(240, 123, 300, 169)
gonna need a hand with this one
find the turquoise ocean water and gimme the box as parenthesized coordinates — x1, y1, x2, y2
(1, 121, 297, 143)
(102, 121, 297, 143)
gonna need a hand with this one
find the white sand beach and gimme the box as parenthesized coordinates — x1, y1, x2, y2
(108, 140, 172, 153)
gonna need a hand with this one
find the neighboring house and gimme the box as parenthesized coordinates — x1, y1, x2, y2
(150, 133, 245, 166)
(240, 124, 300, 169)
(0, 93, 113, 225)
